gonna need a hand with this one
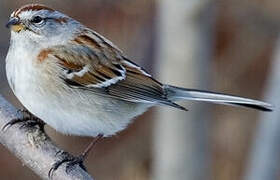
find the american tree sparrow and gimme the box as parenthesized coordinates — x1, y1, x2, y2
(4, 4, 273, 176)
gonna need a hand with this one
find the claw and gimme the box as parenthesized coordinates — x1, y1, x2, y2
(65, 156, 86, 173)
(2, 109, 45, 131)
(55, 150, 63, 157)
(48, 135, 103, 178)
(2, 118, 26, 131)
(48, 152, 86, 178)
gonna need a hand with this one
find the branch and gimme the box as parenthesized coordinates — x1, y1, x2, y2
(0, 95, 94, 180)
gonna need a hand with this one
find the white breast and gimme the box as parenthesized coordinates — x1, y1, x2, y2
(6, 34, 151, 137)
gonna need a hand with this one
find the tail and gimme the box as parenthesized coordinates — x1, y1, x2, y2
(164, 85, 273, 112)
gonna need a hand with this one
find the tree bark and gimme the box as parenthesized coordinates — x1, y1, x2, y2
(0, 95, 94, 180)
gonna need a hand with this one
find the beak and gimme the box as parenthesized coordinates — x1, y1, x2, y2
(6, 17, 24, 32)
(6, 17, 20, 28)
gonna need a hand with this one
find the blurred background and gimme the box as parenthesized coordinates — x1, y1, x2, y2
(0, 0, 279, 180)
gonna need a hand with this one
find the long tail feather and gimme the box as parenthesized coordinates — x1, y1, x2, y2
(165, 85, 273, 111)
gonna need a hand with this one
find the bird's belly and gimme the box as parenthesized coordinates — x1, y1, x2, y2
(15, 81, 149, 137)
(7, 55, 150, 137)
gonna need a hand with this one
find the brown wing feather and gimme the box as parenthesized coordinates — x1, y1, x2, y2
(48, 33, 126, 88)
(105, 67, 186, 110)
(41, 30, 185, 109)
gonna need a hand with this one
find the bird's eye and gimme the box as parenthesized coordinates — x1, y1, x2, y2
(31, 16, 44, 24)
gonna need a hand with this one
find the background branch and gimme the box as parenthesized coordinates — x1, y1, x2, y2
(244, 34, 280, 180)
(0, 95, 94, 180)
(153, 0, 215, 179)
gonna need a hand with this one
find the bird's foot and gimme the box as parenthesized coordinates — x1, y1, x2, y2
(48, 135, 103, 178)
(48, 151, 87, 178)
(2, 109, 45, 131)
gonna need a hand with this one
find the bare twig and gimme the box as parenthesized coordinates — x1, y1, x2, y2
(0, 95, 94, 180)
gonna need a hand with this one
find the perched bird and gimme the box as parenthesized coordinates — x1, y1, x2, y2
(5, 3, 273, 175)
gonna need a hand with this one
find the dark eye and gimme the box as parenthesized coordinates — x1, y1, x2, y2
(31, 16, 44, 24)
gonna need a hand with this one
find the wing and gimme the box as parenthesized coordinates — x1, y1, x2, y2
(45, 29, 186, 110)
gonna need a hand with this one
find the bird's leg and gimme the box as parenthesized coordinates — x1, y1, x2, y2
(49, 134, 103, 177)
(2, 109, 45, 131)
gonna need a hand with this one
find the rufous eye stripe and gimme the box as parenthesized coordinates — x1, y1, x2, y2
(14, 4, 54, 17)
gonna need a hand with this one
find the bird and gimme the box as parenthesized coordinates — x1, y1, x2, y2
(4, 3, 273, 176)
